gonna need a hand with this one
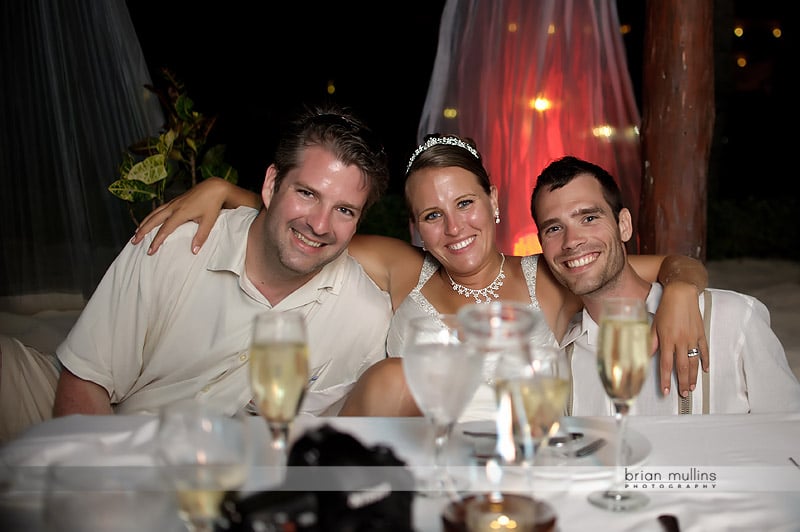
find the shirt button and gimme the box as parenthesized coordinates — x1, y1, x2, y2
(239, 353, 248, 361)
(201, 385, 210, 393)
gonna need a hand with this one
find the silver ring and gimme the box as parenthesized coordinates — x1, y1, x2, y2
(687, 348, 700, 358)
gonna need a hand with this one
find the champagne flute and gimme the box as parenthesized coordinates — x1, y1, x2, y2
(401, 314, 483, 497)
(587, 297, 650, 511)
(517, 344, 571, 456)
(515, 344, 573, 502)
(157, 401, 251, 532)
(248, 311, 309, 467)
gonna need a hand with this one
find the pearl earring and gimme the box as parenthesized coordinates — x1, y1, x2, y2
(494, 209, 500, 224)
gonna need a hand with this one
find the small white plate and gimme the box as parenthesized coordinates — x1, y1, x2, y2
(458, 416, 651, 479)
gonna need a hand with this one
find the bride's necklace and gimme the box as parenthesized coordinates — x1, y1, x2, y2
(446, 253, 506, 304)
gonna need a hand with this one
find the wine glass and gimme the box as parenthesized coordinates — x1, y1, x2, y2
(248, 311, 309, 467)
(401, 314, 483, 497)
(157, 401, 251, 532)
(587, 297, 651, 511)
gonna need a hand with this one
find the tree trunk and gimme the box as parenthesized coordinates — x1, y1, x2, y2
(639, 0, 715, 260)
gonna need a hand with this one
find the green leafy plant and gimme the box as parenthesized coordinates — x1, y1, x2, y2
(109, 68, 238, 225)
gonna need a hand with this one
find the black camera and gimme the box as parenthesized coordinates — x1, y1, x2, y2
(219, 424, 415, 532)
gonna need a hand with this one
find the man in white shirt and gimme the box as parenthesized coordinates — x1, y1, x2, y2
(530, 155, 800, 414)
(0, 105, 393, 442)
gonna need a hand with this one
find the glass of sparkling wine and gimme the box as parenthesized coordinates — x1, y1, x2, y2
(587, 297, 650, 511)
(157, 401, 251, 532)
(249, 311, 309, 466)
(517, 344, 571, 456)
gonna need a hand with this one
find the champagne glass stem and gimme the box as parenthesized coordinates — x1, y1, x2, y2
(268, 423, 289, 451)
(268, 422, 290, 466)
(185, 516, 215, 532)
(610, 404, 629, 495)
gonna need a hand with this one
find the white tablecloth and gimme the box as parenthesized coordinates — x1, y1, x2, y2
(2, 412, 800, 531)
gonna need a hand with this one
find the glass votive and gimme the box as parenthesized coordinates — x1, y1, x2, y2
(465, 493, 537, 532)
(441, 494, 557, 532)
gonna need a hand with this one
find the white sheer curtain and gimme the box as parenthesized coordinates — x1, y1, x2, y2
(418, 0, 641, 255)
(0, 0, 163, 299)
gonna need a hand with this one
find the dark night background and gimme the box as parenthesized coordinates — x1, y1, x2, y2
(126, 0, 447, 194)
(125, 1, 796, 259)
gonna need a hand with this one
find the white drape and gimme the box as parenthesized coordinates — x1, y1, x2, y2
(418, 0, 641, 255)
(0, 0, 163, 299)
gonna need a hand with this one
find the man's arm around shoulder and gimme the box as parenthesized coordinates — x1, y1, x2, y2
(53, 368, 113, 416)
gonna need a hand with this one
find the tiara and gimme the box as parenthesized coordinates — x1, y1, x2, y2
(405, 136, 480, 174)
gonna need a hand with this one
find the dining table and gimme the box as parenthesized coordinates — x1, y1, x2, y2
(2, 411, 799, 531)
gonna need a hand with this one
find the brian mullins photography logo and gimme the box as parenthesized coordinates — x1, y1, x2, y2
(625, 467, 718, 490)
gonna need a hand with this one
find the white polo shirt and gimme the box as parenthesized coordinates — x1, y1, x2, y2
(57, 207, 392, 417)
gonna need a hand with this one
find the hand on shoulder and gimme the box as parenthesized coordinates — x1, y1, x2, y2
(131, 178, 260, 255)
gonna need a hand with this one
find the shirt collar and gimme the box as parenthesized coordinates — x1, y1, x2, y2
(206, 208, 253, 277)
(205, 209, 350, 301)
(559, 311, 585, 348)
(559, 283, 662, 349)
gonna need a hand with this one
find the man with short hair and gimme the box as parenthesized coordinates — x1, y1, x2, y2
(530, 155, 800, 414)
(0, 104, 393, 442)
